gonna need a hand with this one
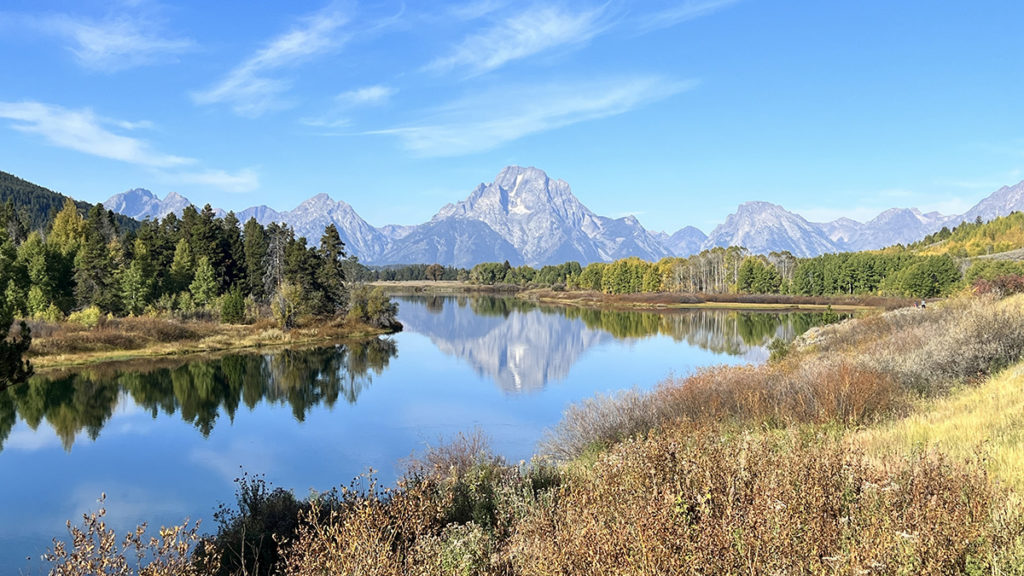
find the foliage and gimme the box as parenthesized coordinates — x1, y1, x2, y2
(67, 305, 105, 329)
(201, 474, 305, 576)
(43, 493, 218, 576)
(220, 285, 247, 324)
(737, 255, 782, 293)
(912, 211, 1024, 257)
(347, 285, 401, 330)
(0, 303, 31, 391)
(190, 255, 219, 308)
(972, 274, 1024, 297)
(270, 281, 303, 329)
(0, 170, 136, 233)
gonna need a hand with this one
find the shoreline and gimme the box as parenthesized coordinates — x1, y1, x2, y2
(373, 280, 911, 312)
(26, 318, 396, 372)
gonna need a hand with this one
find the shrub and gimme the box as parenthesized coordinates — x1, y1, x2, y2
(512, 429, 1019, 575)
(67, 305, 104, 328)
(43, 493, 219, 576)
(201, 473, 305, 576)
(220, 285, 246, 324)
(539, 389, 658, 462)
(347, 285, 401, 331)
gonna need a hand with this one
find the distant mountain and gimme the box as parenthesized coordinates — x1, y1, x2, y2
(104, 188, 192, 221)
(432, 166, 670, 266)
(378, 218, 523, 268)
(658, 226, 708, 257)
(239, 193, 389, 263)
(838, 208, 948, 251)
(98, 169, 1024, 265)
(960, 180, 1024, 224)
(703, 202, 838, 257)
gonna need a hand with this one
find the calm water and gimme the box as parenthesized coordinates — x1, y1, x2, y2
(0, 296, 836, 572)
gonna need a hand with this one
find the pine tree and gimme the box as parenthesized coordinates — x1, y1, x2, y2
(242, 218, 268, 300)
(48, 198, 85, 257)
(316, 224, 347, 314)
(190, 256, 219, 307)
(169, 238, 194, 294)
(73, 204, 118, 311)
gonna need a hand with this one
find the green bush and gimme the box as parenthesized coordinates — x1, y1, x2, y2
(220, 285, 246, 324)
(67, 305, 104, 328)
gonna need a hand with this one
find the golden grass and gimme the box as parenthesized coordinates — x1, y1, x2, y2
(28, 316, 390, 370)
(854, 361, 1024, 493)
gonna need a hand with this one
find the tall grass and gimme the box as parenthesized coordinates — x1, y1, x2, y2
(856, 362, 1024, 493)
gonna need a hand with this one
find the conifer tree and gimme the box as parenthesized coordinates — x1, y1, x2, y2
(190, 256, 219, 307)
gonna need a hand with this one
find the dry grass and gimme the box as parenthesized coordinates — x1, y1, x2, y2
(27, 315, 391, 370)
(855, 361, 1024, 494)
(794, 293, 1024, 392)
(514, 428, 1022, 576)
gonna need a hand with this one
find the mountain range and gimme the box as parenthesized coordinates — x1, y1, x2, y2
(103, 167, 1024, 266)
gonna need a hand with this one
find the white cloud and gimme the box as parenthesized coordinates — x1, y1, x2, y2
(425, 5, 609, 75)
(192, 8, 350, 117)
(336, 85, 395, 107)
(0, 101, 193, 167)
(447, 0, 510, 21)
(45, 14, 194, 72)
(371, 76, 695, 156)
(301, 85, 395, 128)
(635, 0, 741, 33)
(176, 168, 261, 193)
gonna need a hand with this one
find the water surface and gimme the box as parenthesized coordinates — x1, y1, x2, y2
(0, 296, 835, 572)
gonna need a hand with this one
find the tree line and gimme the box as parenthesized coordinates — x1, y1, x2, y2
(0, 199, 397, 328)
(463, 247, 991, 299)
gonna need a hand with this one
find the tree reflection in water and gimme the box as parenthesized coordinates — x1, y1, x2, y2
(0, 338, 397, 452)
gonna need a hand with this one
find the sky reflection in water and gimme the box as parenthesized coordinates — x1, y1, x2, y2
(0, 296, 838, 572)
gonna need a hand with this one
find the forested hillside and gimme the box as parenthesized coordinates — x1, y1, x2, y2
(907, 211, 1024, 257)
(0, 171, 136, 233)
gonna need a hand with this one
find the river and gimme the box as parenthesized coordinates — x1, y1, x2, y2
(0, 295, 838, 572)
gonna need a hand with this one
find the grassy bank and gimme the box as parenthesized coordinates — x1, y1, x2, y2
(25, 315, 393, 370)
(43, 293, 1024, 575)
(371, 280, 521, 295)
(521, 287, 914, 312)
(373, 279, 908, 312)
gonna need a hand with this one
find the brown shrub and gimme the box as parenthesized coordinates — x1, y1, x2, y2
(511, 428, 1018, 575)
(538, 389, 659, 462)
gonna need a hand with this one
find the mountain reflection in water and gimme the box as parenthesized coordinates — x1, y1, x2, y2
(0, 297, 841, 453)
(398, 295, 843, 394)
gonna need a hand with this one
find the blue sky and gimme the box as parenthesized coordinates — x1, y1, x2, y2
(1, 0, 1022, 233)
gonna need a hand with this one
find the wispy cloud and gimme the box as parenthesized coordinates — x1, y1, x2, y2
(302, 84, 396, 128)
(336, 85, 395, 107)
(0, 101, 192, 167)
(635, 0, 741, 33)
(371, 76, 694, 156)
(48, 14, 194, 72)
(192, 7, 350, 117)
(425, 5, 609, 75)
(447, 0, 511, 21)
(175, 168, 260, 193)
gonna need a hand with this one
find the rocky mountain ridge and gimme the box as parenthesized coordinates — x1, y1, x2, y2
(104, 168, 1024, 264)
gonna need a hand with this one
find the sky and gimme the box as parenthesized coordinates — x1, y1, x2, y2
(1, 0, 1023, 233)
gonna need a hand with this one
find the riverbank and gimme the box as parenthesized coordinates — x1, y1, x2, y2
(26, 315, 395, 371)
(372, 280, 912, 312)
(42, 292, 1024, 574)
